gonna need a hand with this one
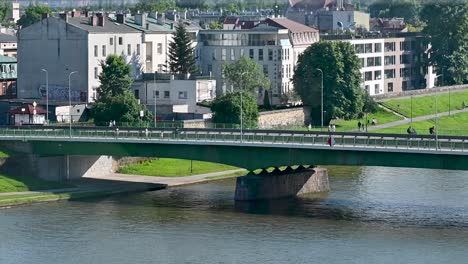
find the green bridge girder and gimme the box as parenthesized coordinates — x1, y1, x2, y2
(27, 140, 468, 171)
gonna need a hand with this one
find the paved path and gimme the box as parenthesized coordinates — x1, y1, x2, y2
(364, 108, 468, 131)
(85, 169, 246, 187)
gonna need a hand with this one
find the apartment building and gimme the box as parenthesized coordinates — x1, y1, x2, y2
(0, 33, 17, 57)
(197, 17, 319, 105)
(322, 32, 436, 95)
(17, 12, 144, 103)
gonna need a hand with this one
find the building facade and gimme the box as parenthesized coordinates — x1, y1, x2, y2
(0, 55, 17, 99)
(197, 17, 319, 105)
(17, 13, 144, 103)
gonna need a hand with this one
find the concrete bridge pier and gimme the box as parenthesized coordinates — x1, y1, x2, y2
(234, 166, 330, 201)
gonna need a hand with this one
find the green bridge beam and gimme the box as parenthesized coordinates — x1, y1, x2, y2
(28, 141, 468, 171)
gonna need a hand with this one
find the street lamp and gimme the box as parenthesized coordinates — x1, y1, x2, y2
(239, 71, 248, 142)
(316, 68, 324, 130)
(435, 87, 439, 150)
(41, 69, 48, 124)
(68, 71, 78, 137)
(154, 71, 157, 128)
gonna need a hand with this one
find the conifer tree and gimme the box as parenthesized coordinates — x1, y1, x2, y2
(168, 21, 197, 75)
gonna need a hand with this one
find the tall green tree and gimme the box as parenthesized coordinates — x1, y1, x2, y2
(17, 4, 52, 28)
(0, 0, 11, 26)
(421, 2, 468, 85)
(91, 55, 152, 125)
(369, 0, 422, 26)
(222, 56, 270, 93)
(211, 90, 258, 128)
(132, 0, 176, 12)
(293, 41, 363, 123)
(168, 21, 197, 75)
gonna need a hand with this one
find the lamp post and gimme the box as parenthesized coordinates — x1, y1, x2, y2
(68, 71, 78, 137)
(316, 68, 324, 130)
(435, 87, 439, 150)
(41, 69, 48, 124)
(153, 71, 158, 128)
(239, 71, 248, 142)
(410, 95, 413, 125)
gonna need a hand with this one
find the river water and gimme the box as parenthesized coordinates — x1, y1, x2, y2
(1, 166, 468, 264)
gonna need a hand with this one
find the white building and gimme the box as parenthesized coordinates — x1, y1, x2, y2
(197, 17, 319, 105)
(17, 12, 144, 103)
(132, 74, 216, 120)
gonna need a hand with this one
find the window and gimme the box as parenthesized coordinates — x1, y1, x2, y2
(375, 43, 382, 52)
(230, 49, 235, 60)
(360, 58, 365, 67)
(157, 43, 162, 54)
(374, 84, 380, 94)
(137, 44, 140, 55)
(401, 54, 410, 64)
(355, 44, 364, 54)
(402, 81, 408, 90)
(400, 41, 411, 51)
(374, 70, 382, 80)
(259, 49, 263, 61)
(385, 69, 395, 78)
(207, 64, 212, 73)
(118, 37, 123, 45)
(388, 82, 393, 92)
(94, 45, 98, 57)
(384, 56, 395, 65)
(384, 42, 395, 52)
(249, 49, 254, 59)
(164, 91, 170, 98)
(268, 49, 273, 61)
(400, 68, 410, 78)
(154, 90, 159, 98)
(263, 65, 268, 77)
(127, 44, 131, 56)
(365, 71, 373, 81)
(110, 38, 113, 45)
(221, 48, 226, 60)
(212, 50, 216, 60)
(365, 44, 372, 53)
(178, 91, 188, 99)
(365, 85, 370, 93)
(102, 45, 106, 57)
(367, 57, 375, 67)
(375, 57, 382, 66)
(134, 89, 139, 99)
(94, 67, 98, 79)
(240, 49, 244, 57)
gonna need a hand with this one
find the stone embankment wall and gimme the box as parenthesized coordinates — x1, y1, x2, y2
(183, 107, 306, 129)
(375, 84, 468, 101)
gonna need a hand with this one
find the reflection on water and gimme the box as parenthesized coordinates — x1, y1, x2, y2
(1, 166, 468, 264)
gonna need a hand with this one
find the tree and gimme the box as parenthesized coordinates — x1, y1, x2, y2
(132, 0, 176, 12)
(211, 90, 258, 128)
(369, 0, 422, 26)
(208, 21, 223, 29)
(222, 56, 270, 93)
(91, 55, 152, 125)
(168, 21, 197, 75)
(17, 4, 52, 28)
(0, 0, 11, 26)
(421, 2, 468, 85)
(292, 41, 363, 123)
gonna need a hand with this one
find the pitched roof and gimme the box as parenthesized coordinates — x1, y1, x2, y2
(264, 18, 318, 33)
(290, 0, 335, 9)
(9, 104, 47, 115)
(67, 16, 141, 34)
(0, 33, 16, 43)
(0, 55, 16, 63)
(125, 16, 174, 32)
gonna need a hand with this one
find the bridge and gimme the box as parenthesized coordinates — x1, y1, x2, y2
(0, 126, 467, 171)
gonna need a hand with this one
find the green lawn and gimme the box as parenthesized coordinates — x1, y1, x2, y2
(118, 158, 241, 177)
(374, 111, 468, 136)
(0, 174, 72, 193)
(381, 90, 468, 118)
(333, 107, 403, 132)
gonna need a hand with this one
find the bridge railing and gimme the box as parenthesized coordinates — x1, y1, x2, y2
(0, 127, 467, 152)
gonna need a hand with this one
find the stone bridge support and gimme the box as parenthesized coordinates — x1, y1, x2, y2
(234, 166, 329, 201)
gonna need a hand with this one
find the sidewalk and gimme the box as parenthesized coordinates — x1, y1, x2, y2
(365, 108, 468, 131)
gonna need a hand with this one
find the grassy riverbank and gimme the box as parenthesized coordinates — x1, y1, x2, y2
(381, 90, 468, 118)
(118, 158, 241, 177)
(0, 174, 72, 193)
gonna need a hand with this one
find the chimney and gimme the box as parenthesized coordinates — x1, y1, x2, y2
(146, 23, 149, 30)
(98, 15, 105, 27)
(170, 23, 174, 30)
(84, 10, 89, 17)
(89, 15, 98, 26)
(71, 10, 81, 17)
(41, 13, 49, 20)
(59, 13, 68, 22)
(135, 13, 147, 26)
(116, 13, 125, 24)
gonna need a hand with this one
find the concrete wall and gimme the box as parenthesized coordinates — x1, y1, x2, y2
(258, 107, 305, 129)
(18, 17, 88, 100)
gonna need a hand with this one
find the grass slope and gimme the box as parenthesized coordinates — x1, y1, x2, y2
(0, 175, 72, 193)
(381, 90, 468, 118)
(374, 111, 468, 136)
(333, 107, 403, 131)
(118, 158, 240, 177)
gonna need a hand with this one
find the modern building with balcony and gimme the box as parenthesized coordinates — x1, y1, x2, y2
(197, 17, 319, 105)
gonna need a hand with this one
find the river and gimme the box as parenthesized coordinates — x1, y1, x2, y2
(1, 166, 468, 264)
